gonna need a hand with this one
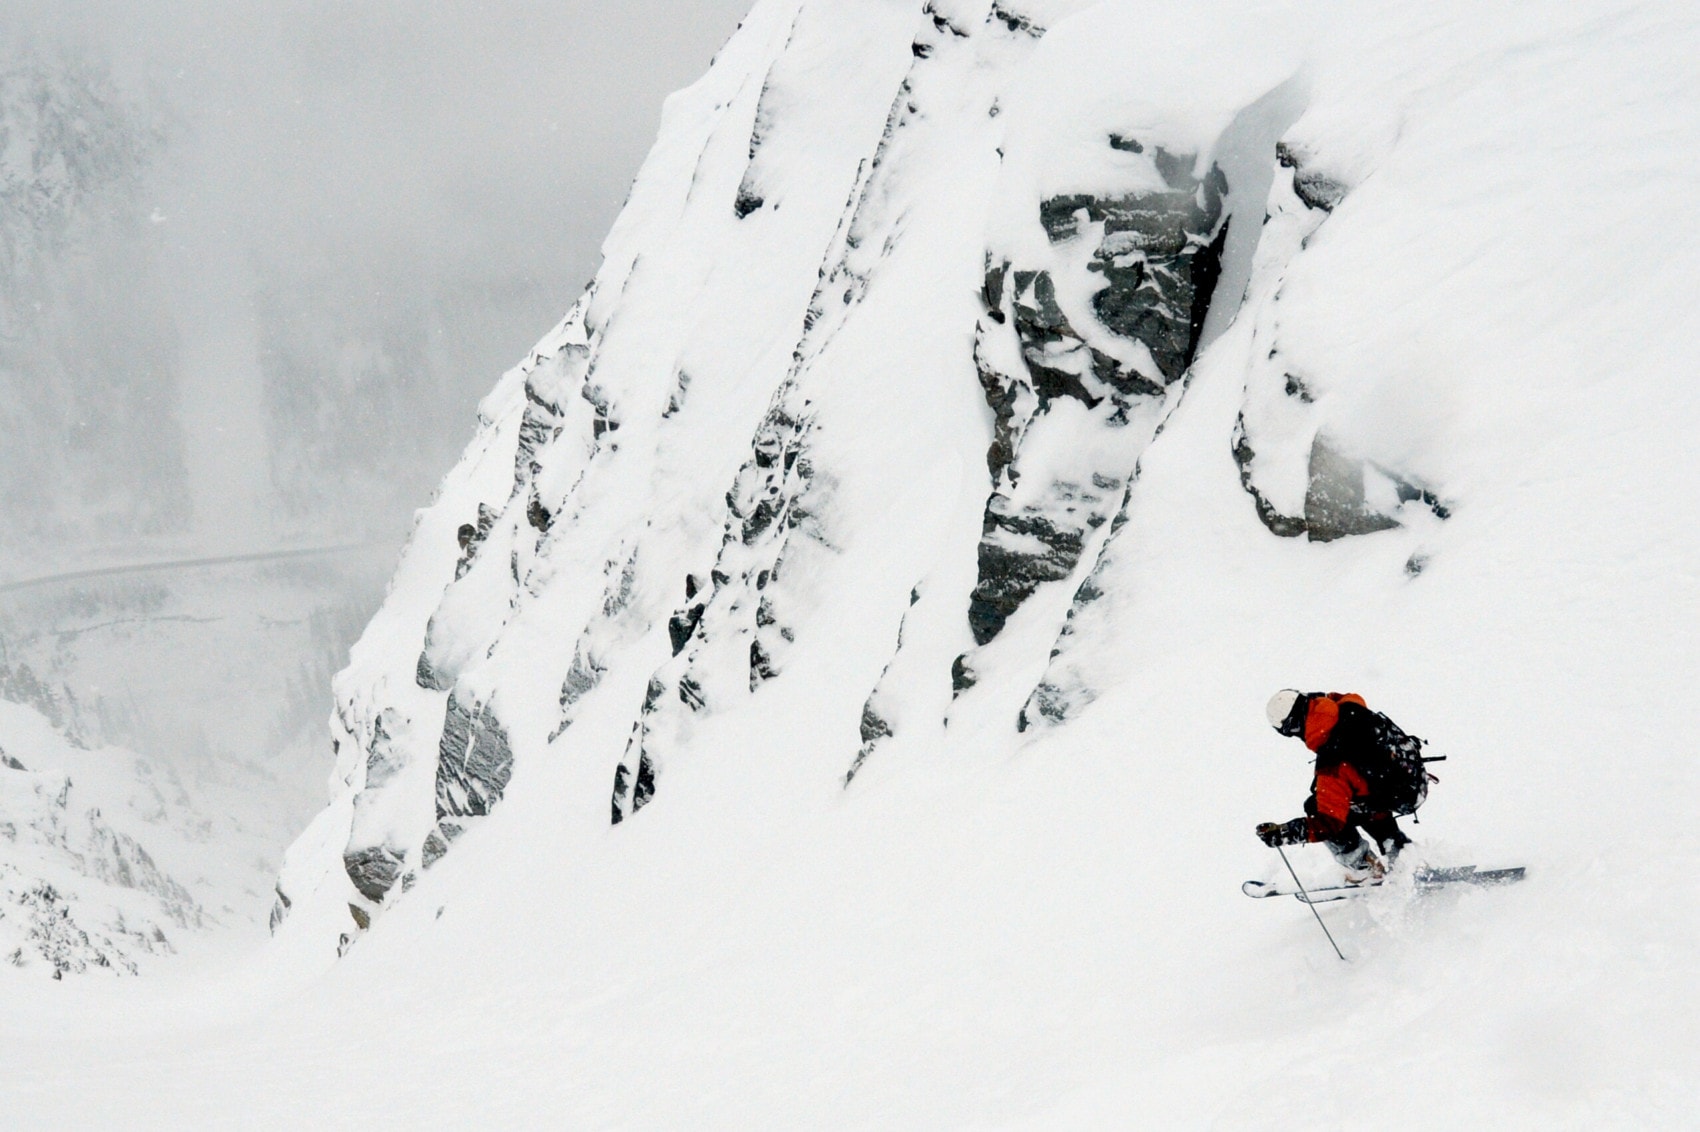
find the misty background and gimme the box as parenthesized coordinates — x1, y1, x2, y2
(0, 1, 750, 942)
(1, 0, 751, 569)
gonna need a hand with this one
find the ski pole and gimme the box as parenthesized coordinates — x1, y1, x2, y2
(1276, 844, 1347, 962)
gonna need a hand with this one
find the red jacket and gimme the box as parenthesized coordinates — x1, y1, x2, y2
(1301, 693, 1373, 840)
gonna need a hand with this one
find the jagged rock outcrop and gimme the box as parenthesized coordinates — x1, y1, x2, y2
(428, 693, 513, 850)
(952, 140, 1227, 708)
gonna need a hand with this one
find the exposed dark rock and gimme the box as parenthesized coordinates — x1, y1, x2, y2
(982, 258, 1006, 312)
(1304, 435, 1404, 542)
(663, 371, 693, 418)
(965, 147, 1229, 652)
(610, 762, 630, 825)
(844, 700, 892, 786)
(527, 497, 552, 532)
(516, 410, 557, 479)
(975, 330, 1021, 480)
(1018, 681, 1070, 730)
(1275, 140, 1347, 213)
(678, 673, 706, 711)
(669, 602, 706, 655)
(415, 650, 444, 693)
(972, 486, 1101, 642)
(632, 752, 656, 813)
(433, 694, 513, 825)
(348, 903, 371, 931)
(951, 655, 978, 695)
(81, 821, 202, 929)
(1039, 194, 1095, 242)
(859, 701, 893, 746)
(927, 5, 968, 37)
(343, 844, 404, 903)
(268, 884, 292, 934)
(1230, 416, 1308, 539)
(734, 188, 766, 218)
(359, 712, 405, 796)
(558, 645, 607, 714)
(743, 496, 782, 543)
(990, 2, 1044, 36)
(582, 381, 620, 444)
(612, 735, 660, 826)
(452, 502, 499, 582)
(1236, 412, 1448, 543)
(1394, 477, 1450, 520)
(1, 751, 25, 771)
(1081, 184, 1227, 383)
(750, 639, 777, 688)
(602, 551, 638, 618)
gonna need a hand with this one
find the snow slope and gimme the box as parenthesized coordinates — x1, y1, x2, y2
(5, 0, 1700, 1125)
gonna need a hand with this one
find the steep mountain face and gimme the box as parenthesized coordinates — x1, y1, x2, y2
(268, 0, 1698, 1020)
(280, 0, 1334, 930)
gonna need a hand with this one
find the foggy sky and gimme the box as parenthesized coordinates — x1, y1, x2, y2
(3, 0, 752, 555)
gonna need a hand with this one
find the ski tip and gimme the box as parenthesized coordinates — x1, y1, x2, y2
(1414, 864, 1527, 887)
(1242, 879, 1280, 898)
(1473, 866, 1527, 884)
(1295, 890, 1354, 905)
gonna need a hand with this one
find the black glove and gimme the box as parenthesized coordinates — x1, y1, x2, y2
(1255, 818, 1308, 847)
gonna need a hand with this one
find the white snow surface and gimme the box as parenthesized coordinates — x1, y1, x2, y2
(5, 0, 1700, 1125)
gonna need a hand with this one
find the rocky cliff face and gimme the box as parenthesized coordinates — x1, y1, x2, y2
(277, 0, 1458, 941)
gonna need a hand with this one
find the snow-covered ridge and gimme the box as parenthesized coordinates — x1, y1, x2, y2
(273, 0, 1700, 985)
(0, 700, 204, 977)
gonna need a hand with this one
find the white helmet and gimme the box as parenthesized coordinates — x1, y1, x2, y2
(1266, 689, 1302, 732)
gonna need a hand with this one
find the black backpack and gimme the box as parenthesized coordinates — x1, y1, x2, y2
(1354, 709, 1436, 816)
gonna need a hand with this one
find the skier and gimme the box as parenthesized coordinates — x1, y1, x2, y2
(1255, 690, 1432, 880)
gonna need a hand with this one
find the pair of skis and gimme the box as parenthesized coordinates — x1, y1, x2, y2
(1242, 864, 1526, 905)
